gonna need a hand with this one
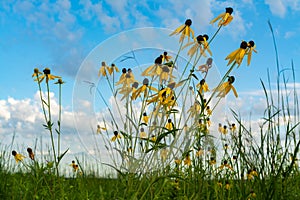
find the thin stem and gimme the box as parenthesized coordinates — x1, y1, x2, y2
(46, 81, 59, 176)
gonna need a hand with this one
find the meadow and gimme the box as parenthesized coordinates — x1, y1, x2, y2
(1, 7, 299, 200)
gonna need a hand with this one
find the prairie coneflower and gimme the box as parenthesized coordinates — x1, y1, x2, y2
(170, 19, 195, 43)
(70, 160, 79, 172)
(184, 154, 192, 166)
(142, 112, 149, 124)
(225, 41, 248, 66)
(36, 68, 61, 83)
(141, 55, 163, 77)
(32, 68, 42, 78)
(98, 62, 109, 77)
(210, 7, 234, 26)
(111, 131, 121, 142)
(197, 79, 209, 94)
(140, 128, 147, 139)
(107, 63, 119, 75)
(131, 78, 158, 100)
(27, 147, 35, 160)
(183, 34, 212, 57)
(159, 65, 175, 84)
(119, 81, 139, 101)
(165, 119, 174, 130)
(116, 68, 136, 88)
(175, 157, 182, 165)
(246, 40, 257, 66)
(230, 123, 236, 132)
(162, 51, 172, 63)
(12, 150, 25, 163)
(206, 106, 212, 116)
(219, 160, 233, 171)
(97, 125, 106, 134)
(187, 101, 201, 118)
(216, 76, 238, 98)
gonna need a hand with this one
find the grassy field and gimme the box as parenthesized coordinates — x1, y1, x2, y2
(1, 9, 300, 200)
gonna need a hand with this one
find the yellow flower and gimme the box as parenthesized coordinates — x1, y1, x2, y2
(175, 157, 182, 165)
(32, 68, 42, 78)
(111, 131, 121, 142)
(216, 76, 238, 98)
(70, 160, 79, 172)
(131, 78, 158, 100)
(159, 65, 175, 84)
(170, 19, 195, 43)
(150, 134, 156, 142)
(140, 128, 147, 139)
(54, 78, 65, 84)
(141, 55, 163, 77)
(36, 68, 61, 83)
(197, 79, 209, 94)
(210, 7, 233, 26)
(12, 150, 25, 163)
(98, 61, 109, 77)
(220, 125, 228, 134)
(230, 123, 236, 132)
(184, 154, 192, 166)
(162, 51, 172, 63)
(27, 147, 35, 161)
(165, 119, 174, 130)
(107, 63, 119, 75)
(225, 41, 248, 66)
(119, 82, 139, 101)
(183, 34, 212, 57)
(142, 112, 149, 124)
(206, 106, 212, 116)
(97, 125, 106, 134)
(209, 157, 216, 165)
(196, 149, 204, 157)
(225, 181, 231, 190)
(116, 68, 136, 88)
(206, 118, 211, 127)
(246, 41, 257, 66)
(219, 160, 234, 171)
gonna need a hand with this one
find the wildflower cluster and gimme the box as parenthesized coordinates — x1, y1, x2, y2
(92, 7, 258, 180)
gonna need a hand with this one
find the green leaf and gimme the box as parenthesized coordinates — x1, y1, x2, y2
(57, 148, 69, 164)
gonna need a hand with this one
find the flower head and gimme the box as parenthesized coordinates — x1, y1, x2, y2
(32, 68, 42, 78)
(98, 61, 109, 77)
(131, 78, 158, 100)
(216, 76, 238, 98)
(107, 63, 119, 75)
(165, 119, 174, 130)
(197, 79, 209, 94)
(162, 51, 172, 63)
(35, 68, 61, 83)
(111, 131, 121, 142)
(184, 154, 192, 166)
(225, 41, 248, 66)
(27, 147, 35, 160)
(183, 34, 212, 57)
(97, 125, 107, 134)
(140, 128, 147, 139)
(210, 7, 234, 26)
(170, 19, 195, 43)
(12, 150, 25, 163)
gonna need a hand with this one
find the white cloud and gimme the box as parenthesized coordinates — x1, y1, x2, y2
(265, 0, 286, 18)
(284, 31, 296, 39)
(265, 0, 300, 18)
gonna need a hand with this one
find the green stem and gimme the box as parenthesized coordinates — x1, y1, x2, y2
(46, 81, 59, 176)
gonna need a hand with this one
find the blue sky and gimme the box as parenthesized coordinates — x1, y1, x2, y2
(1, 0, 300, 170)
